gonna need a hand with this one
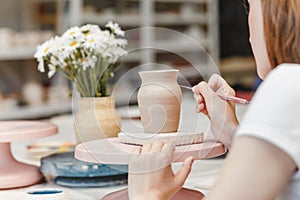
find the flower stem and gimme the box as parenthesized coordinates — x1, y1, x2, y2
(81, 68, 91, 96)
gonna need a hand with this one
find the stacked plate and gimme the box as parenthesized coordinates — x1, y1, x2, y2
(40, 152, 128, 188)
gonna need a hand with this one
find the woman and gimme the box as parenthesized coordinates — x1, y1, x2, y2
(128, 0, 300, 199)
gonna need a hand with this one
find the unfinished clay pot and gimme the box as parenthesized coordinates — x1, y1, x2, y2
(137, 69, 182, 133)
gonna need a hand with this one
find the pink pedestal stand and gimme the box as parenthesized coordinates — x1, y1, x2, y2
(0, 121, 57, 189)
(75, 137, 226, 199)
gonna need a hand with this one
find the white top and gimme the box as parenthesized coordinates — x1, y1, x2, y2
(236, 63, 300, 200)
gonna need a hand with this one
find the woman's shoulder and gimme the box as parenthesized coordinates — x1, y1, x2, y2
(256, 63, 300, 97)
(237, 64, 300, 171)
(265, 63, 300, 83)
(247, 63, 300, 116)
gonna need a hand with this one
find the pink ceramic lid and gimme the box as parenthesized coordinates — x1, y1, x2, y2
(0, 121, 58, 142)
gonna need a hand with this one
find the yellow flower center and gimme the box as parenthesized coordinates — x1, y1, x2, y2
(82, 58, 88, 62)
(69, 31, 76, 35)
(83, 32, 89, 37)
(44, 47, 49, 53)
(89, 39, 95, 43)
(70, 41, 78, 47)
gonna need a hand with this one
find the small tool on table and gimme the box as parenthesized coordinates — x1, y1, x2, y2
(180, 85, 250, 105)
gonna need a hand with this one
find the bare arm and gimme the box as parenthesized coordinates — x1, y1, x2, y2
(205, 136, 297, 200)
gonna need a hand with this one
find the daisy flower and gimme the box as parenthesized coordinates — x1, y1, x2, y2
(34, 23, 127, 97)
(105, 21, 125, 36)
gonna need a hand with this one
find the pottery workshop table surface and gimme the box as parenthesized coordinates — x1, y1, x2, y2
(0, 96, 249, 199)
(0, 159, 225, 199)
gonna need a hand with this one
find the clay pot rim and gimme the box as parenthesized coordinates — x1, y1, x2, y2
(139, 69, 179, 75)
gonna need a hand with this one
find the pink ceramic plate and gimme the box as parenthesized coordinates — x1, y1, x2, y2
(75, 137, 226, 164)
(0, 120, 57, 142)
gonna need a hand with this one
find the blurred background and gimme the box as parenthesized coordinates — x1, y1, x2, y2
(0, 0, 258, 120)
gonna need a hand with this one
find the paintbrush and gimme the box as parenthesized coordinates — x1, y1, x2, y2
(180, 85, 250, 105)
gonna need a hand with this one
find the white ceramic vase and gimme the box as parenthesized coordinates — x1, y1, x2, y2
(137, 69, 182, 133)
(74, 97, 121, 143)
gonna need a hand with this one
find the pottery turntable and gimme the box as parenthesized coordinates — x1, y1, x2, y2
(0, 121, 57, 189)
(75, 70, 226, 199)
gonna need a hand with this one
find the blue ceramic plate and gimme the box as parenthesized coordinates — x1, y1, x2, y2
(40, 152, 128, 178)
